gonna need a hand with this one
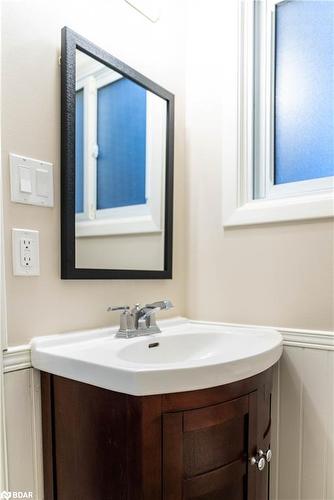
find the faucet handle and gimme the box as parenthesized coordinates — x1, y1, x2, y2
(140, 300, 174, 321)
(144, 300, 174, 311)
(107, 305, 130, 312)
(107, 305, 135, 335)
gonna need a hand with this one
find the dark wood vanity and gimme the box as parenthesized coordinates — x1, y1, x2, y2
(41, 367, 273, 500)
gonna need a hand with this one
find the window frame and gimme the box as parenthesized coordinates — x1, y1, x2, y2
(223, 0, 334, 227)
(75, 64, 166, 237)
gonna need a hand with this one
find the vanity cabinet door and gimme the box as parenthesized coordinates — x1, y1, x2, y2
(162, 395, 250, 500)
(253, 381, 272, 500)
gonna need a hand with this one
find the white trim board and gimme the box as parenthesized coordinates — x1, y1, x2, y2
(3, 345, 31, 373)
(191, 321, 334, 351)
(2, 321, 333, 372)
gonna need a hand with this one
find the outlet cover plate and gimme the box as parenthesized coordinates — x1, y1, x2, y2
(12, 228, 40, 276)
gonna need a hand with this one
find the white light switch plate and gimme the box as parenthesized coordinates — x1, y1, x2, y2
(12, 228, 40, 276)
(10, 153, 54, 207)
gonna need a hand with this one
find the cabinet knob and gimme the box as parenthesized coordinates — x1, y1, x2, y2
(265, 448, 272, 463)
(250, 450, 266, 471)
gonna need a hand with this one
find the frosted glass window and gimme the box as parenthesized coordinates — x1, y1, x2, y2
(274, 0, 334, 185)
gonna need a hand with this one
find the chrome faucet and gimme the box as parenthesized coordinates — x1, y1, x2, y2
(107, 300, 174, 338)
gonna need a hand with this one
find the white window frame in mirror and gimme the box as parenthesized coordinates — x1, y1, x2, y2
(75, 61, 166, 237)
(222, 0, 334, 227)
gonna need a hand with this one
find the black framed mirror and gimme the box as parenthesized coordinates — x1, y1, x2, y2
(61, 27, 174, 279)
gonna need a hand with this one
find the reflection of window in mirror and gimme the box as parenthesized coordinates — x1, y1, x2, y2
(75, 50, 167, 238)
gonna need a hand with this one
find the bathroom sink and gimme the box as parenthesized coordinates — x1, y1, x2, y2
(118, 332, 228, 364)
(31, 318, 283, 396)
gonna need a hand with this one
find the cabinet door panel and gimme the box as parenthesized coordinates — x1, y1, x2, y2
(183, 460, 246, 500)
(183, 396, 248, 477)
(163, 395, 249, 500)
(184, 414, 246, 476)
(184, 396, 248, 431)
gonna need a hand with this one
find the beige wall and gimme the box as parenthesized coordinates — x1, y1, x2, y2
(2, 0, 333, 346)
(76, 232, 164, 270)
(2, 2, 334, 499)
(1, 0, 186, 346)
(185, 0, 334, 331)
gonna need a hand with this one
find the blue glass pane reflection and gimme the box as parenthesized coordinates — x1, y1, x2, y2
(275, 0, 334, 184)
(97, 78, 147, 209)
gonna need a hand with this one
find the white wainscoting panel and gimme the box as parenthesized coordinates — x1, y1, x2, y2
(4, 368, 43, 499)
(272, 346, 334, 500)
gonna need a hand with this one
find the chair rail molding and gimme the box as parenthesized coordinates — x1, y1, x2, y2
(3, 345, 31, 373)
(191, 320, 334, 350)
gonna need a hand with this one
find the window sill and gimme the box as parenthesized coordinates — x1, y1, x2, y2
(224, 191, 334, 227)
(76, 214, 162, 237)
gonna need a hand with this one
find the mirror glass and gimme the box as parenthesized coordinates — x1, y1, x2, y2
(74, 49, 167, 271)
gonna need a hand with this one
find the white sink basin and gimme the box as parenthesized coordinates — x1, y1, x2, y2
(119, 332, 231, 364)
(31, 318, 283, 396)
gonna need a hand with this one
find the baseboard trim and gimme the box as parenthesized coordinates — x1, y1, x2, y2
(2, 322, 333, 373)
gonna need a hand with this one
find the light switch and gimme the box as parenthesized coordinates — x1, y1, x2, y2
(18, 166, 32, 193)
(10, 153, 54, 207)
(36, 168, 49, 197)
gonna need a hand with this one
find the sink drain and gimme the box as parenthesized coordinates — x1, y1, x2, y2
(148, 342, 159, 349)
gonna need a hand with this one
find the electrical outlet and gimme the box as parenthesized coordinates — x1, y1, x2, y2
(20, 238, 33, 269)
(12, 228, 40, 276)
